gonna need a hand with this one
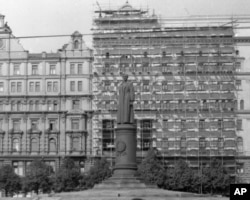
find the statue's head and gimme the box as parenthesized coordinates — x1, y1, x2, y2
(122, 74, 128, 81)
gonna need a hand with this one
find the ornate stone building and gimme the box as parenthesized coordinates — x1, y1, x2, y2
(92, 2, 250, 182)
(0, 13, 93, 175)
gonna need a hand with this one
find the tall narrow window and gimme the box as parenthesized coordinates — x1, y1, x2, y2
(29, 82, 34, 92)
(49, 138, 56, 152)
(50, 65, 56, 75)
(70, 64, 75, 74)
(11, 102, 15, 111)
(70, 81, 75, 91)
(78, 81, 82, 91)
(72, 137, 80, 151)
(31, 138, 38, 152)
(12, 139, 20, 152)
(17, 102, 21, 111)
(71, 119, 80, 130)
(74, 40, 79, 49)
(17, 82, 22, 92)
(0, 82, 3, 92)
(47, 101, 53, 111)
(0, 64, 2, 75)
(49, 120, 56, 130)
(47, 82, 52, 92)
(53, 82, 58, 92)
(141, 120, 152, 151)
(240, 100, 244, 110)
(77, 64, 83, 74)
(102, 120, 115, 152)
(11, 82, 15, 92)
(35, 101, 39, 111)
(13, 64, 20, 75)
(35, 82, 40, 92)
(237, 137, 243, 153)
(53, 102, 58, 111)
(29, 101, 34, 111)
(32, 65, 38, 75)
(237, 119, 242, 130)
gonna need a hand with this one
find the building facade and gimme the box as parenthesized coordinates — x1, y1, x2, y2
(0, 14, 93, 175)
(92, 2, 250, 182)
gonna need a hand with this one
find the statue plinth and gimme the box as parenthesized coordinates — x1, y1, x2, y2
(113, 124, 137, 176)
(94, 123, 148, 189)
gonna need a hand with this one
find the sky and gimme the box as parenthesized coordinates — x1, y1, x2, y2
(1, 0, 250, 53)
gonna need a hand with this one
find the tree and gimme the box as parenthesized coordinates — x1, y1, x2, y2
(54, 158, 82, 192)
(23, 159, 54, 194)
(163, 159, 197, 192)
(200, 159, 232, 195)
(137, 148, 165, 186)
(0, 165, 21, 197)
(80, 158, 112, 189)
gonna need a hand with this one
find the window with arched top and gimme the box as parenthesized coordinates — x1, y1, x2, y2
(74, 40, 79, 49)
(237, 137, 243, 153)
(12, 138, 20, 152)
(31, 138, 38, 152)
(49, 138, 56, 152)
(240, 100, 244, 110)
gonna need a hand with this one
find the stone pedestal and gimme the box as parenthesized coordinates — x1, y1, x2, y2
(94, 124, 147, 189)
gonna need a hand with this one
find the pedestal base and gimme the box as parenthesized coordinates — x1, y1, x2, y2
(94, 124, 150, 189)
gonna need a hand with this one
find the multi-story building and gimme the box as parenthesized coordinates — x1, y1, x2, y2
(0, 13, 93, 175)
(92, 2, 250, 182)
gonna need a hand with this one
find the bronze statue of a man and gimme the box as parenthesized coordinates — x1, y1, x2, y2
(117, 74, 135, 124)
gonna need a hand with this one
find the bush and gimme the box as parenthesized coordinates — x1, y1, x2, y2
(0, 165, 21, 197)
(80, 158, 111, 189)
(23, 159, 54, 194)
(53, 158, 82, 192)
(137, 148, 165, 186)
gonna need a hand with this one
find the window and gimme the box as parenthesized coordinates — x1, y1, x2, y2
(11, 82, 15, 92)
(29, 101, 34, 111)
(13, 161, 24, 176)
(53, 82, 58, 92)
(17, 102, 21, 111)
(0, 64, 2, 75)
(140, 120, 152, 151)
(70, 64, 75, 74)
(35, 82, 40, 92)
(49, 138, 56, 152)
(237, 119, 242, 130)
(50, 65, 56, 75)
(47, 82, 52, 92)
(102, 120, 115, 151)
(48, 101, 53, 111)
(17, 82, 22, 92)
(78, 64, 83, 74)
(72, 100, 80, 110)
(29, 82, 34, 92)
(0, 82, 3, 92)
(53, 102, 58, 111)
(32, 65, 38, 75)
(49, 120, 56, 130)
(13, 120, 20, 131)
(11, 102, 15, 111)
(74, 40, 79, 49)
(35, 101, 39, 111)
(237, 137, 243, 153)
(0, 102, 3, 111)
(31, 138, 38, 152)
(70, 81, 75, 91)
(72, 119, 80, 130)
(12, 139, 20, 152)
(31, 120, 38, 130)
(78, 81, 82, 91)
(199, 137, 206, 148)
(72, 137, 80, 151)
(240, 100, 244, 110)
(13, 64, 20, 75)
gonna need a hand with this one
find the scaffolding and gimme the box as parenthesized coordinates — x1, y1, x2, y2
(92, 2, 248, 179)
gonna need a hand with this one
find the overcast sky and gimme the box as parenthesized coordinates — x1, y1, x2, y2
(1, 0, 250, 53)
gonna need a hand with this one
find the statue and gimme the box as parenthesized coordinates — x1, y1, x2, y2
(117, 74, 135, 124)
